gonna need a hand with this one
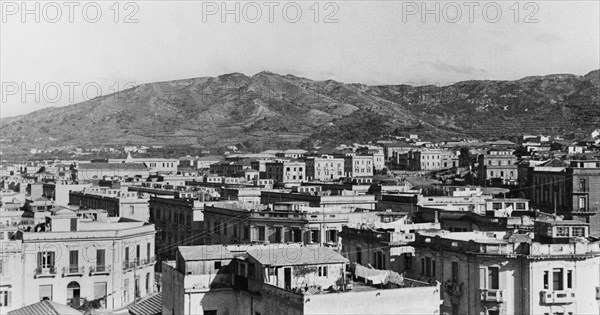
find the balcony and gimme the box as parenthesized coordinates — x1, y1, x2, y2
(89, 264, 111, 275)
(444, 281, 463, 297)
(480, 289, 504, 302)
(572, 207, 598, 214)
(34, 266, 57, 278)
(540, 290, 575, 304)
(62, 265, 84, 277)
(123, 261, 136, 271)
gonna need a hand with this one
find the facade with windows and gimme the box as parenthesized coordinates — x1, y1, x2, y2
(162, 244, 442, 315)
(477, 149, 518, 185)
(407, 149, 458, 171)
(203, 202, 351, 248)
(413, 221, 600, 315)
(304, 155, 345, 181)
(0, 209, 156, 312)
(343, 155, 374, 178)
(69, 187, 150, 222)
(264, 161, 306, 184)
(529, 160, 600, 237)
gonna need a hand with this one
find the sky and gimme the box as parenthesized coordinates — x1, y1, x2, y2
(1, 0, 599, 118)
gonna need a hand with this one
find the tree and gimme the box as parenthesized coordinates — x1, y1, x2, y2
(459, 147, 472, 167)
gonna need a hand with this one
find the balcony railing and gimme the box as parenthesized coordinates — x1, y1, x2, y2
(62, 265, 84, 276)
(34, 266, 57, 278)
(444, 281, 463, 296)
(139, 256, 157, 266)
(480, 289, 504, 302)
(89, 264, 111, 275)
(572, 207, 598, 214)
(123, 261, 136, 271)
(540, 290, 575, 304)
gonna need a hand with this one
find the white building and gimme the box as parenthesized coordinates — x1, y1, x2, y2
(0, 209, 156, 313)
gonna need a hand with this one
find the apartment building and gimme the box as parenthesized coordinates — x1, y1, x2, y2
(260, 189, 377, 211)
(478, 149, 518, 185)
(42, 181, 92, 206)
(341, 215, 440, 273)
(0, 209, 156, 313)
(529, 159, 600, 236)
(162, 245, 442, 315)
(408, 149, 458, 171)
(304, 155, 345, 181)
(343, 155, 374, 178)
(264, 160, 306, 184)
(412, 220, 600, 315)
(69, 187, 150, 222)
(202, 202, 349, 248)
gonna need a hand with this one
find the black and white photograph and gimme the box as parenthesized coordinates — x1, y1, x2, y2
(0, 0, 599, 314)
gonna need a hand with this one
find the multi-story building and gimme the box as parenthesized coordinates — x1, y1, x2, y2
(69, 187, 150, 222)
(304, 155, 344, 181)
(264, 160, 306, 184)
(261, 189, 377, 211)
(0, 209, 156, 313)
(77, 163, 150, 181)
(42, 181, 92, 206)
(529, 159, 600, 236)
(209, 161, 248, 177)
(478, 149, 518, 185)
(203, 202, 350, 248)
(341, 215, 440, 273)
(149, 196, 207, 261)
(162, 245, 442, 315)
(343, 155, 374, 178)
(408, 149, 458, 171)
(413, 220, 600, 315)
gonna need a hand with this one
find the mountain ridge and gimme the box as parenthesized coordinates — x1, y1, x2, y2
(1, 70, 598, 154)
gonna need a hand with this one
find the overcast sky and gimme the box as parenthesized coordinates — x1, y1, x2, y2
(1, 0, 599, 118)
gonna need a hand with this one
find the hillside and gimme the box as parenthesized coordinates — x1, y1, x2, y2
(1, 70, 598, 154)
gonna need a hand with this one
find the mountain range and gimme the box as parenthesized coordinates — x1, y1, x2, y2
(1, 70, 598, 154)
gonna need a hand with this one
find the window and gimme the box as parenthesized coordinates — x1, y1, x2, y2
(129, 206, 134, 215)
(488, 267, 499, 290)
(311, 230, 319, 243)
(124, 279, 129, 303)
(356, 247, 362, 264)
(397, 254, 410, 270)
(97, 249, 106, 271)
(37, 251, 55, 269)
(0, 290, 11, 307)
(556, 227, 569, 237)
(318, 266, 328, 277)
(214, 261, 221, 270)
(566, 270, 572, 289)
(516, 203, 526, 210)
(243, 226, 250, 240)
(70, 218, 77, 231)
(578, 197, 587, 210)
(94, 282, 107, 308)
(326, 230, 337, 243)
(423, 257, 435, 277)
(274, 227, 282, 243)
(571, 227, 585, 237)
(147, 243, 151, 262)
(543, 270, 549, 289)
(69, 250, 78, 273)
(233, 226, 238, 239)
(492, 203, 502, 210)
(553, 268, 564, 290)
(258, 226, 265, 241)
(451, 261, 459, 282)
(39, 285, 52, 301)
(579, 179, 586, 191)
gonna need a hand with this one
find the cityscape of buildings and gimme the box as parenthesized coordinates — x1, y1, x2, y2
(1, 132, 599, 315)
